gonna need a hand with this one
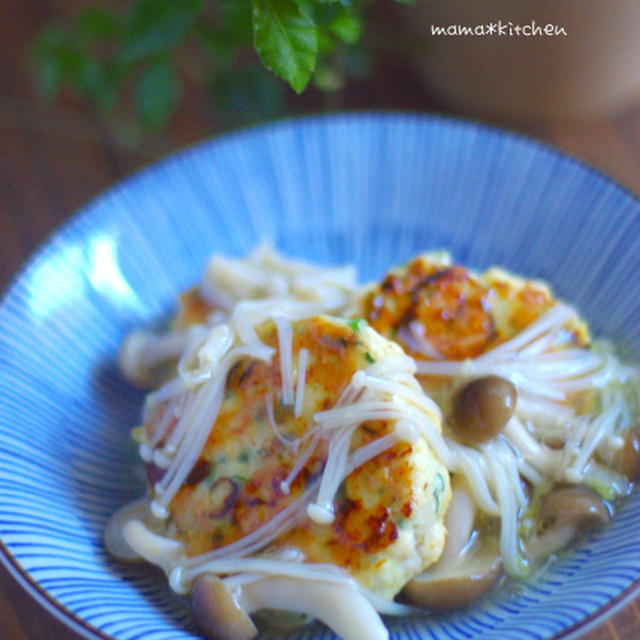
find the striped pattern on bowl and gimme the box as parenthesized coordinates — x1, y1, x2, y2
(1, 113, 639, 640)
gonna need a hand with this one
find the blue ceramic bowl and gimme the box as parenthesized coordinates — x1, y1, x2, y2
(1, 113, 639, 640)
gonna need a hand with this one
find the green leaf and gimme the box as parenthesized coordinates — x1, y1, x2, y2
(77, 8, 121, 41)
(31, 24, 67, 58)
(74, 55, 113, 106)
(316, 29, 334, 56)
(307, 0, 343, 25)
(195, 1, 253, 62)
(213, 65, 284, 122)
(252, 0, 318, 93)
(121, 0, 205, 63)
(34, 57, 63, 98)
(30, 16, 121, 107)
(217, 0, 254, 44)
(195, 22, 233, 60)
(328, 10, 361, 44)
(135, 58, 180, 129)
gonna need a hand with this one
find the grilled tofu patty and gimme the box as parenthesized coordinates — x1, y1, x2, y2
(144, 315, 450, 599)
(358, 252, 589, 362)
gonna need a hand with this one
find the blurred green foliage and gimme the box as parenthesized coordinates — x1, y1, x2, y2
(30, 0, 409, 137)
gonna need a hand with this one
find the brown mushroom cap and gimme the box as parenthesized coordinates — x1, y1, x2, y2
(400, 485, 502, 611)
(527, 485, 611, 559)
(539, 485, 610, 527)
(191, 573, 257, 640)
(450, 376, 517, 443)
(621, 427, 640, 482)
(402, 542, 502, 611)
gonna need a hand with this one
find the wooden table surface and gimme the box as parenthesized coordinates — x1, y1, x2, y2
(3, 2, 640, 639)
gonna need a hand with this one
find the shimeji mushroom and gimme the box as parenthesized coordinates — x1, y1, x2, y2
(621, 428, 640, 481)
(450, 375, 517, 444)
(104, 499, 153, 562)
(401, 487, 502, 610)
(191, 574, 258, 640)
(526, 485, 610, 558)
(190, 572, 389, 640)
(119, 329, 195, 387)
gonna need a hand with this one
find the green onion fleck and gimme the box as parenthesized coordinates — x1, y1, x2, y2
(433, 473, 445, 513)
(348, 318, 366, 332)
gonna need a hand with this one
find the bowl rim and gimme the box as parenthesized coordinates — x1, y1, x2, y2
(4, 532, 640, 640)
(0, 538, 111, 640)
(3, 108, 640, 302)
(1, 110, 639, 640)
